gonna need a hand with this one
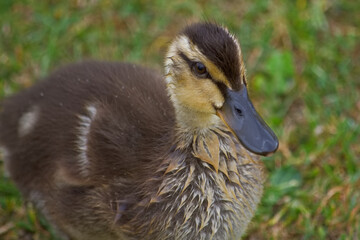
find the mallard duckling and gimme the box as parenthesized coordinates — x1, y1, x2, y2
(0, 22, 278, 240)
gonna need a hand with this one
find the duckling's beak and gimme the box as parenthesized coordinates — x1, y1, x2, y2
(216, 85, 279, 156)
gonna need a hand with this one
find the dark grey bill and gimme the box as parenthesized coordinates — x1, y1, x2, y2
(217, 85, 279, 156)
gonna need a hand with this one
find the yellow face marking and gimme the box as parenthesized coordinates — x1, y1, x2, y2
(175, 69, 224, 113)
(165, 35, 245, 129)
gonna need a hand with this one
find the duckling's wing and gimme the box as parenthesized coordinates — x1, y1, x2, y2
(0, 61, 175, 193)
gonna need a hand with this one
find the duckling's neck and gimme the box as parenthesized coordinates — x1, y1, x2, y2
(175, 105, 221, 131)
(165, 79, 221, 132)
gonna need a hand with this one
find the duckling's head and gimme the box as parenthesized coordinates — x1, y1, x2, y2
(165, 23, 278, 156)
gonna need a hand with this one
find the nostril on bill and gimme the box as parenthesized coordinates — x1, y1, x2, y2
(234, 107, 243, 117)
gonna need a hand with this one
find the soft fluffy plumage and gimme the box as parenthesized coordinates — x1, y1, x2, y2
(0, 23, 277, 240)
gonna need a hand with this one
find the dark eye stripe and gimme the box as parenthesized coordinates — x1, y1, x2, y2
(179, 52, 208, 78)
(178, 51, 227, 99)
(214, 82, 227, 98)
(179, 52, 193, 68)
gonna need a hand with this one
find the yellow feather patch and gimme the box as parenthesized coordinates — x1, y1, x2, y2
(193, 132, 220, 172)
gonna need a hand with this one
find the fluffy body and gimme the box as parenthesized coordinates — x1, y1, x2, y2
(0, 23, 266, 239)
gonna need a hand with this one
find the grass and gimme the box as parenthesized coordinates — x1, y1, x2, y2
(0, 0, 359, 239)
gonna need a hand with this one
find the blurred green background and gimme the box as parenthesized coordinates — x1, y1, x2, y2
(0, 0, 359, 239)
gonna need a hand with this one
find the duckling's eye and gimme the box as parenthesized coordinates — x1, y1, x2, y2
(195, 62, 206, 73)
(192, 62, 208, 78)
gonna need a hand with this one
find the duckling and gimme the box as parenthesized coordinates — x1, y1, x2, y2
(0, 22, 278, 240)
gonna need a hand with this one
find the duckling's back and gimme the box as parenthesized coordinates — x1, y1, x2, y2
(0, 61, 175, 238)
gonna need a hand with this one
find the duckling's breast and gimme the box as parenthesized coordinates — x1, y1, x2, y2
(119, 128, 264, 240)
